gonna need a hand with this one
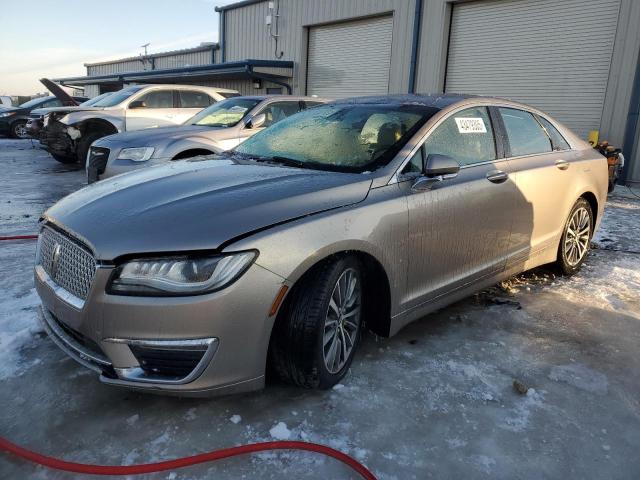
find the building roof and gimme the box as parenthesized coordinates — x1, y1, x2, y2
(214, 0, 265, 12)
(54, 59, 294, 87)
(84, 44, 219, 68)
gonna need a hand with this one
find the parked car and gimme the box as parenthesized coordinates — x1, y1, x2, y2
(0, 95, 88, 139)
(40, 84, 240, 165)
(87, 95, 327, 183)
(35, 95, 607, 396)
(26, 92, 115, 140)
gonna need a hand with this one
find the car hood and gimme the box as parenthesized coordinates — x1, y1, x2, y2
(0, 106, 19, 114)
(44, 158, 372, 260)
(97, 125, 218, 148)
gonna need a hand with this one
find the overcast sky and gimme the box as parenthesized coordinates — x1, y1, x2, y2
(0, 0, 236, 96)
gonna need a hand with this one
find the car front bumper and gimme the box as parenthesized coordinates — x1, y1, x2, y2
(35, 256, 286, 396)
(0, 119, 12, 135)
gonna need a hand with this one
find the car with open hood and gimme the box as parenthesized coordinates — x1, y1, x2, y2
(35, 95, 607, 396)
(86, 95, 327, 183)
(39, 84, 239, 165)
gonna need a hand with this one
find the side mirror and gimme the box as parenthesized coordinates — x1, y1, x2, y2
(412, 154, 460, 192)
(128, 100, 147, 109)
(424, 154, 460, 177)
(245, 113, 266, 129)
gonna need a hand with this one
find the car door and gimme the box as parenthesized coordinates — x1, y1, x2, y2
(237, 100, 304, 144)
(176, 90, 215, 124)
(398, 106, 519, 309)
(496, 107, 572, 269)
(125, 89, 179, 131)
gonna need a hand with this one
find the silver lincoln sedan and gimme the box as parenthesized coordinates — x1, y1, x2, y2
(35, 95, 607, 396)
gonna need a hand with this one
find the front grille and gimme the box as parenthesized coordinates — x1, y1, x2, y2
(87, 146, 110, 183)
(130, 345, 207, 378)
(38, 226, 96, 300)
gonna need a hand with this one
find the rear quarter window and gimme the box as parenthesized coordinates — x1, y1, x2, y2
(537, 115, 571, 151)
(499, 107, 552, 157)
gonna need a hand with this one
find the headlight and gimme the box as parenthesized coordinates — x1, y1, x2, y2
(0, 111, 16, 118)
(108, 251, 257, 296)
(117, 147, 155, 162)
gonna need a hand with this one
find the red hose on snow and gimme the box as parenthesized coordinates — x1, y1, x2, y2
(0, 437, 378, 479)
(0, 234, 38, 241)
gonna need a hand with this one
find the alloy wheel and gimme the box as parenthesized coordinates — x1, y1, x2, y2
(14, 123, 28, 139)
(564, 206, 591, 266)
(323, 268, 361, 374)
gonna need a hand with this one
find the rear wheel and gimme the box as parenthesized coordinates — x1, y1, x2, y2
(50, 152, 76, 164)
(270, 256, 363, 389)
(10, 120, 28, 139)
(555, 198, 593, 275)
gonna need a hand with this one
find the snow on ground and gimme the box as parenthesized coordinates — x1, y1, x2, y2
(1, 138, 640, 479)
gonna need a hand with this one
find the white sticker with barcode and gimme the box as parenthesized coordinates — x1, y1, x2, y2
(455, 117, 487, 133)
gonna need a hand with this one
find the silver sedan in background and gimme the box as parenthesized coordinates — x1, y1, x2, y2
(35, 95, 607, 396)
(86, 95, 327, 183)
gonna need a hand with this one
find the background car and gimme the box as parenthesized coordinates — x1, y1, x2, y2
(26, 92, 115, 140)
(39, 84, 240, 165)
(87, 95, 327, 183)
(35, 95, 607, 396)
(0, 94, 88, 139)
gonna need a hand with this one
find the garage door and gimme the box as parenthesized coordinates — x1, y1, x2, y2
(307, 16, 393, 98)
(445, 0, 620, 139)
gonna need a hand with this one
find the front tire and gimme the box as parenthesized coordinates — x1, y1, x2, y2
(76, 132, 107, 166)
(50, 152, 76, 164)
(10, 120, 28, 139)
(270, 256, 363, 389)
(555, 198, 593, 275)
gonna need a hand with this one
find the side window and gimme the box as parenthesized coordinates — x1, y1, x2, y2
(44, 99, 62, 108)
(537, 116, 570, 151)
(260, 101, 302, 127)
(135, 90, 175, 109)
(405, 147, 424, 174)
(419, 106, 496, 167)
(179, 90, 213, 108)
(498, 108, 552, 156)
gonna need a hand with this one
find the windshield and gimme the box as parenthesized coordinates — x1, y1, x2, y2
(187, 97, 261, 127)
(80, 92, 113, 106)
(91, 86, 145, 107)
(234, 103, 439, 172)
(19, 97, 50, 108)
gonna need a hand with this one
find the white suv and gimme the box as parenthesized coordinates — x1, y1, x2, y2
(39, 84, 239, 164)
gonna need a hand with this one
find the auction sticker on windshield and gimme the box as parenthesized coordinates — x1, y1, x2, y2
(455, 117, 486, 133)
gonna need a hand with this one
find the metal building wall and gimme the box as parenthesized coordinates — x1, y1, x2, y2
(154, 49, 216, 69)
(222, 0, 417, 94)
(87, 59, 145, 76)
(83, 85, 100, 98)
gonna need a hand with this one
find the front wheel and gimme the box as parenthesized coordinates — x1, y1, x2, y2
(76, 132, 107, 166)
(50, 152, 76, 164)
(270, 256, 363, 389)
(555, 198, 593, 275)
(10, 120, 28, 139)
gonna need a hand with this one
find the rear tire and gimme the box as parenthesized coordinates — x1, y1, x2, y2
(607, 178, 616, 193)
(555, 198, 593, 276)
(269, 256, 363, 389)
(76, 132, 107, 166)
(10, 120, 28, 139)
(50, 152, 76, 164)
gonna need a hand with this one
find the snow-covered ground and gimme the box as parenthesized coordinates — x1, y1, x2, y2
(1, 138, 639, 479)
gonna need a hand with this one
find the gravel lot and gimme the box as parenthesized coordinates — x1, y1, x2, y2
(1, 137, 639, 479)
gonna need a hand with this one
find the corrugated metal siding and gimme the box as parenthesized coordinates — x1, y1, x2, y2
(307, 16, 393, 97)
(223, 0, 416, 94)
(83, 85, 100, 98)
(180, 78, 281, 96)
(87, 59, 145, 76)
(445, 0, 621, 139)
(154, 50, 213, 69)
(630, 121, 640, 184)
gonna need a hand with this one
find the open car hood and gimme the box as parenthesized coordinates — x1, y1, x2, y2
(39, 78, 81, 106)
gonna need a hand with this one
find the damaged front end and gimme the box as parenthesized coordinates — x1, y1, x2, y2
(41, 113, 79, 158)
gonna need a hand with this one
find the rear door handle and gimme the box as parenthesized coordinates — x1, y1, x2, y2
(486, 170, 508, 184)
(555, 159, 570, 170)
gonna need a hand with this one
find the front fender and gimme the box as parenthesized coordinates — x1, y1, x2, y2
(223, 184, 408, 317)
(59, 110, 124, 133)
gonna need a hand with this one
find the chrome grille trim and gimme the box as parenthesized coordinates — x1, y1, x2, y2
(37, 226, 96, 302)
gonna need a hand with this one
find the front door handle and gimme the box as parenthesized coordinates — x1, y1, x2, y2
(555, 159, 570, 170)
(486, 170, 508, 184)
